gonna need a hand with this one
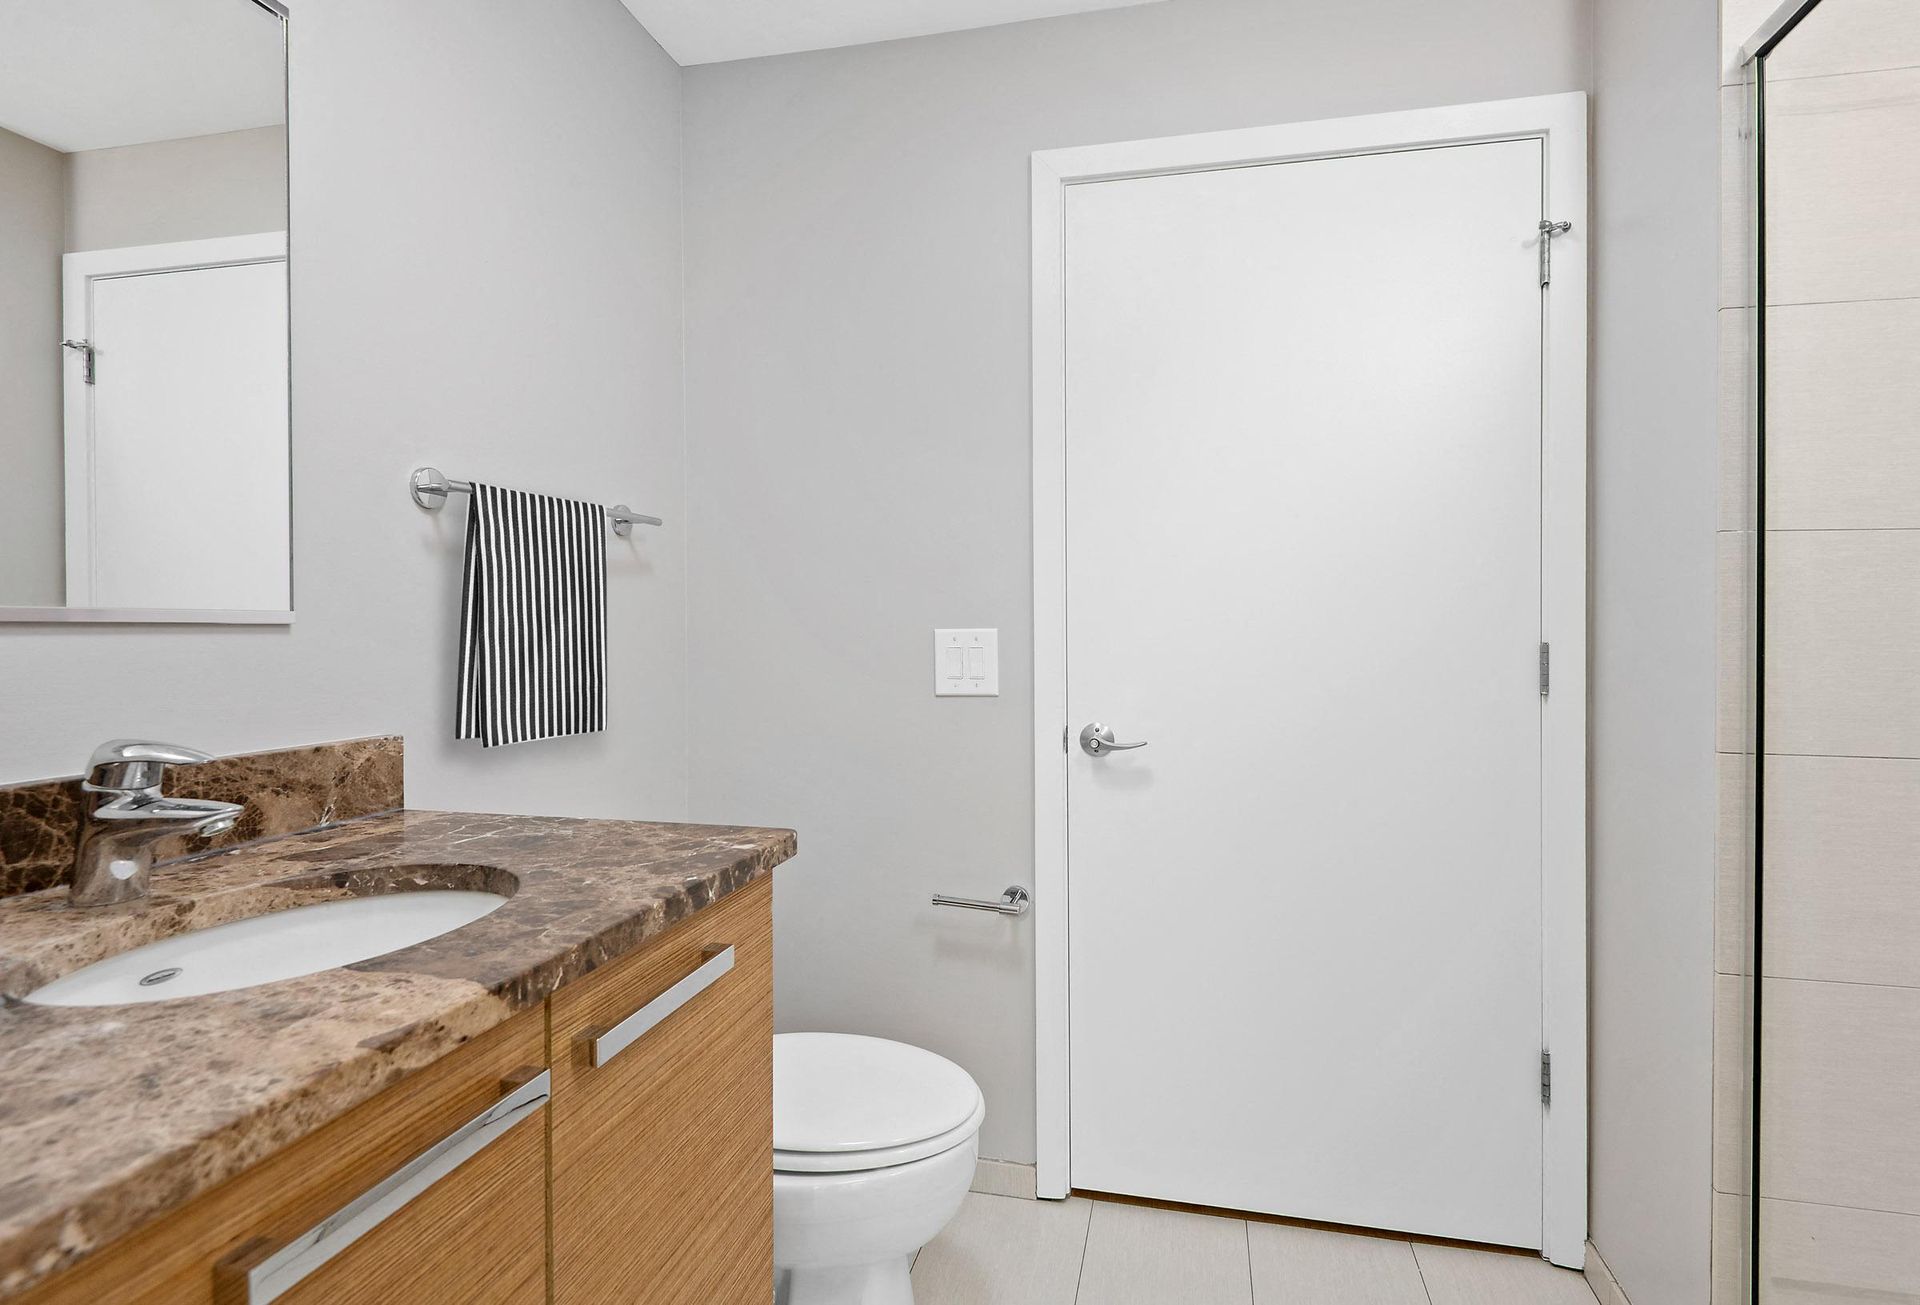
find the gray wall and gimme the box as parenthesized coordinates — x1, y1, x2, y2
(1588, 0, 1721, 1301)
(682, 0, 1592, 1165)
(0, 0, 689, 828)
(0, 125, 67, 607)
(66, 125, 289, 253)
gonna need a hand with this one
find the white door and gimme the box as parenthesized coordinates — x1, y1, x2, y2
(64, 236, 289, 610)
(1064, 139, 1548, 1248)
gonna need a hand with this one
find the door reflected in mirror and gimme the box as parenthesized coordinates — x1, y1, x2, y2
(0, 0, 289, 620)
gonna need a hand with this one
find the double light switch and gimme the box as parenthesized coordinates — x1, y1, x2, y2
(934, 629, 998, 697)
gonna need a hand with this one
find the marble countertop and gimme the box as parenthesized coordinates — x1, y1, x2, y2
(0, 809, 796, 1298)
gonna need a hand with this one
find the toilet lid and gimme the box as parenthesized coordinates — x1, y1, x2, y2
(774, 1033, 983, 1154)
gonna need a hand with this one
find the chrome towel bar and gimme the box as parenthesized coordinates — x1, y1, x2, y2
(409, 465, 663, 537)
(932, 885, 1030, 917)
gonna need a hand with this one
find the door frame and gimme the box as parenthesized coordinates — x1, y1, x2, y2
(1029, 93, 1589, 1267)
(61, 231, 289, 611)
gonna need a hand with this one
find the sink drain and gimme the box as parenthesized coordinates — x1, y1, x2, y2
(138, 967, 183, 987)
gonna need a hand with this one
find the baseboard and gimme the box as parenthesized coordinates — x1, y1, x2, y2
(1584, 1240, 1631, 1305)
(971, 1159, 1038, 1200)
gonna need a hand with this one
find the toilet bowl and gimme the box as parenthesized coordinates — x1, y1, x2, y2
(773, 1033, 984, 1305)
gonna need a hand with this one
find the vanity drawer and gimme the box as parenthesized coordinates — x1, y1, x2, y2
(549, 876, 773, 1304)
(24, 1005, 548, 1305)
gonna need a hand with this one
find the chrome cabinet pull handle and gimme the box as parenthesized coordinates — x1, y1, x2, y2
(214, 1068, 551, 1304)
(586, 944, 734, 1069)
(1079, 722, 1147, 756)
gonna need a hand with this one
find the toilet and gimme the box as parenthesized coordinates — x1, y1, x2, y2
(773, 1033, 985, 1305)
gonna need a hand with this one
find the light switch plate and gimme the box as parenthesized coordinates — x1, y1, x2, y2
(934, 628, 998, 696)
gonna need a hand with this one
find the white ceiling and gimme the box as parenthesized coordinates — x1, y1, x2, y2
(623, 0, 1165, 66)
(0, 0, 284, 154)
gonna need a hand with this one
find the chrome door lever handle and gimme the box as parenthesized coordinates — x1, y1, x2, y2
(1079, 723, 1147, 757)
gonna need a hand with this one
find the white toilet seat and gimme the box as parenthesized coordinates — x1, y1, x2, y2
(772, 1033, 986, 1305)
(775, 1092, 985, 1172)
(775, 1031, 983, 1155)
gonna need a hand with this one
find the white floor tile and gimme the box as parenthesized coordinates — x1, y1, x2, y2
(1413, 1241, 1598, 1305)
(910, 1193, 1605, 1305)
(910, 1193, 1091, 1305)
(1246, 1222, 1426, 1305)
(1075, 1201, 1252, 1305)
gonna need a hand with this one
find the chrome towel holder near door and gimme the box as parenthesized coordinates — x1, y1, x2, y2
(409, 466, 663, 537)
(932, 886, 1030, 917)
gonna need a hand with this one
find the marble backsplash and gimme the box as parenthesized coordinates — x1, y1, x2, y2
(0, 737, 404, 898)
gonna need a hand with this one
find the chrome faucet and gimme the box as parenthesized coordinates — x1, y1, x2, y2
(70, 741, 245, 908)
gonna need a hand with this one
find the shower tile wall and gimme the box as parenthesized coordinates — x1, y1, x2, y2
(1716, 2, 1920, 1299)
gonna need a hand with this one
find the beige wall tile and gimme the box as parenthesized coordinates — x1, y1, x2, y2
(1721, 0, 1772, 85)
(1718, 531, 1755, 754)
(1711, 1191, 1749, 1305)
(1721, 83, 1756, 310)
(1759, 1196, 1920, 1302)
(1713, 973, 1754, 1196)
(1761, 976, 1920, 1213)
(1720, 308, 1754, 532)
(1766, 67, 1920, 306)
(1765, 529, 1920, 759)
(1764, 754, 1920, 986)
(1717, 752, 1754, 976)
(1729, 0, 1920, 82)
(1764, 0, 1920, 81)
(1767, 298, 1920, 530)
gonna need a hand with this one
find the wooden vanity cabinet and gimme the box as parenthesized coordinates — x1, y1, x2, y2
(549, 877, 774, 1305)
(18, 879, 775, 1305)
(24, 1005, 549, 1305)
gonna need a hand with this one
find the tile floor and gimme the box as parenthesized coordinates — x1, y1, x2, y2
(910, 1193, 1600, 1305)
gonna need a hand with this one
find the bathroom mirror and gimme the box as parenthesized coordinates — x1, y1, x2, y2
(0, 0, 290, 623)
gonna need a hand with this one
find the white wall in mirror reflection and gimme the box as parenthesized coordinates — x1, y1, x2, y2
(0, 0, 288, 618)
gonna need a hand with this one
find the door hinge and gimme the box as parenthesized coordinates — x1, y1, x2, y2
(62, 338, 96, 385)
(1539, 642, 1550, 697)
(1541, 1049, 1552, 1106)
(1538, 219, 1572, 286)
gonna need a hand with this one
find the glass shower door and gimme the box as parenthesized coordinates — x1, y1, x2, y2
(1748, 0, 1920, 1299)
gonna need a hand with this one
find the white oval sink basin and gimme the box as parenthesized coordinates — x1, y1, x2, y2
(24, 891, 509, 1007)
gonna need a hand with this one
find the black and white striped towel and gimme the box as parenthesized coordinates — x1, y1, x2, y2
(456, 484, 607, 748)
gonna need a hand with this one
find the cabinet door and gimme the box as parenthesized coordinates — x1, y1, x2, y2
(215, 1071, 549, 1305)
(550, 877, 774, 1304)
(23, 1006, 548, 1305)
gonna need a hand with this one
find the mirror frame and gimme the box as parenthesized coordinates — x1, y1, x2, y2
(0, 0, 293, 625)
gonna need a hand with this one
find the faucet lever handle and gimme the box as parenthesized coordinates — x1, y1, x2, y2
(82, 739, 217, 795)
